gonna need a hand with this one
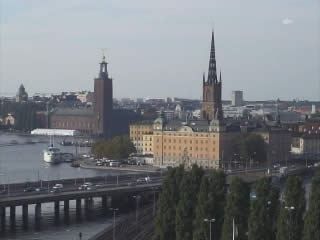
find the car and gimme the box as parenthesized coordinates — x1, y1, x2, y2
(136, 178, 145, 183)
(35, 187, 47, 192)
(78, 182, 93, 190)
(86, 186, 97, 191)
(24, 187, 36, 192)
(273, 163, 281, 169)
(52, 184, 63, 190)
(50, 188, 61, 193)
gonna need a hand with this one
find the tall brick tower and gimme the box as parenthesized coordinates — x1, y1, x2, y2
(201, 31, 223, 121)
(94, 55, 113, 137)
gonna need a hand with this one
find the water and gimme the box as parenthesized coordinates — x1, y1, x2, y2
(0, 132, 132, 184)
(0, 132, 134, 239)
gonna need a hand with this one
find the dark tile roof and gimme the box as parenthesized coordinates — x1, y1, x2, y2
(52, 107, 94, 117)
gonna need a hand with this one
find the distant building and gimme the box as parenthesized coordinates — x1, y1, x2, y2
(129, 29, 292, 170)
(76, 91, 94, 105)
(129, 121, 153, 153)
(0, 113, 16, 126)
(201, 31, 223, 121)
(232, 90, 243, 106)
(254, 127, 292, 167)
(16, 84, 28, 103)
(47, 56, 113, 137)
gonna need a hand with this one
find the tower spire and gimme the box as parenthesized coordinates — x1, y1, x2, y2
(219, 70, 222, 82)
(99, 55, 108, 78)
(207, 30, 217, 84)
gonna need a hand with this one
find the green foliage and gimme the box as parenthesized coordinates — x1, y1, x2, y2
(248, 178, 280, 240)
(276, 176, 306, 240)
(91, 135, 135, 159)
(153, 166, 185, 240)
(221, 177, 250, 240)
(232, 134, 267, 165)
(175, 165, 204, 240)
(193, 169, 227, 240)
(303, 175, 320, 240)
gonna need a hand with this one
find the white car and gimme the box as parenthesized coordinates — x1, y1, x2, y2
(52, 184, 63, 189)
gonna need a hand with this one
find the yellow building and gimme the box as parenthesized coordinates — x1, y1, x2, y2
(129, 121, 153, 153)
(150, 114, 239, 169)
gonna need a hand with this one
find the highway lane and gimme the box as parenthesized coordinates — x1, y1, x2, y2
(0, 173, 163, 198)
(0, 182, 163, 206)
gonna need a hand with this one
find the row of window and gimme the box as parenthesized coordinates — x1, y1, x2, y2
(156, 138, 216, 144)
(53, 121, 95, 128)
(155, 133, 215, 137)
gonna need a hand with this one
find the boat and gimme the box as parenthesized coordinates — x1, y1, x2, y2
(43, 146, 62, 163)
(43, 135, 62, 163)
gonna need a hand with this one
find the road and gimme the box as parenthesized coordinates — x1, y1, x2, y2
(0, 173, 163, 199)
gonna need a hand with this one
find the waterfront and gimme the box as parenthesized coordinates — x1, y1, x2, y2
(0, 132, 134, 239)
(0, 132, 134, 184)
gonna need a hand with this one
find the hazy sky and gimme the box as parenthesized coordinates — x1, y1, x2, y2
(1, 0, 319, 101)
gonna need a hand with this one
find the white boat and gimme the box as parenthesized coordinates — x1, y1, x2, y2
(43, 135, 62, 163)
(43, 146, 62, 163)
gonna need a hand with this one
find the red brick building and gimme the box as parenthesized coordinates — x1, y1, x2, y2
(47, 56, 113, 137)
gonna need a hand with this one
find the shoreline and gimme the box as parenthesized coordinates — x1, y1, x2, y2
(79, 161, 161, 173)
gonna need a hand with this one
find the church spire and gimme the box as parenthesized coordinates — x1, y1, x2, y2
(207, 30, 217, 84)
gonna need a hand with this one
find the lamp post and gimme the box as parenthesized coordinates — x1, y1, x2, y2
(110, 208, 119, 240)
(285, 206, 295, 240)
(204, 218, 216, 240)
(133, 196, 139, 231)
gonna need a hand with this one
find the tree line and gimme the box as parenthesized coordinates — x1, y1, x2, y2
(153, 165, 320, 240)
(91, 135, 136, 160)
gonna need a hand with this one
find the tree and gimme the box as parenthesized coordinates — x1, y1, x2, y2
(193, 170, 227, 240)
(276, 176, 306, 240)
(248, 178, 280, 240)
(153, 166, 185, 240)
(303, 175, 320, 240)
(221, 177, 250, 240)
(231, 134, 267, 167)
(176, 165, 204, 240)
(91, 135, 136, 159)
(176, 174, 194, 240)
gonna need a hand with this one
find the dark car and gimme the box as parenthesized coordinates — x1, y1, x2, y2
(24, 187, 36, 192)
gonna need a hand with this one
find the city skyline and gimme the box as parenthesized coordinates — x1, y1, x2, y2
(0, 0, 319, 101)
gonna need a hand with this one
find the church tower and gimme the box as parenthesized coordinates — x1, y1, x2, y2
(201, 31, 223, 121)
(94, 55, 113, 137)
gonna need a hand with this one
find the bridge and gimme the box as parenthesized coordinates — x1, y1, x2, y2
(0, 165, 312, 233)
(0, 173, 162, 231)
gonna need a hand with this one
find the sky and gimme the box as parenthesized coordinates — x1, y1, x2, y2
(0, 0, 319, 101)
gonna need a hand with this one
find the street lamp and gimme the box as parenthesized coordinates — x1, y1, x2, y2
(204, 218, 216, 240)
(110, 208, 119, 240)
(133, 195, 140, 231)
(285, 206, 295, 240)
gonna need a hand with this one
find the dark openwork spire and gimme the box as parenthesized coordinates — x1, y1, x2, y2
(219, 70, 222, 82)
(207, 30, 218, 84)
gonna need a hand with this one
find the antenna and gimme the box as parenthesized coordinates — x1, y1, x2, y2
(100, 48, 107, 61)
